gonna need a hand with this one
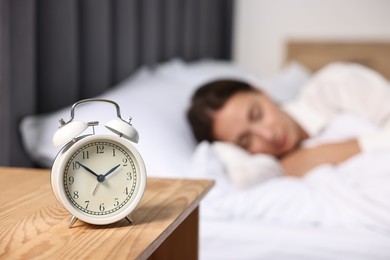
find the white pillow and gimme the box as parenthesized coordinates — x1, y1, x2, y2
(19, 59, 311, 178)
(159, 59, 311, 102)
(212, 142, 285, 189)
(20, 64, 197, 178)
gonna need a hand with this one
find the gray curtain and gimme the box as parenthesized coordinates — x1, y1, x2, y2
(0, 0, 36, 166)
(0, 0, 233, 167)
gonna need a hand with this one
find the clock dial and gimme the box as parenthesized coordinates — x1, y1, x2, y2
(63, 140, 139, 218)
(50, 99, 147, 226)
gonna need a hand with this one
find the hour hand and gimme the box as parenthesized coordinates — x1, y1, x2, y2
(77, 162, 99, 178)
(103, 164, 121, 178)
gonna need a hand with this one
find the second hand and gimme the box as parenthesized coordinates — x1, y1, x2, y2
(92, 182, 101, 196)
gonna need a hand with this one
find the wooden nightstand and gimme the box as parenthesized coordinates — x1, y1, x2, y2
(0, 167, 214, 259)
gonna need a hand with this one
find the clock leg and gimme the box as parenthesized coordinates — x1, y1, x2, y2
(125, 215, 133, 224)
(68, 215, 78, 228)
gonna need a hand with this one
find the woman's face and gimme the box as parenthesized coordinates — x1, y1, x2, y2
(212, 91, 306, 157)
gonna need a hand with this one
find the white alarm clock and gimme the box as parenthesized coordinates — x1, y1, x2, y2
(51, 99, 146, 228)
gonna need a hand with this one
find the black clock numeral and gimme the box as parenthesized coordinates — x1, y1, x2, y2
(124, 187, 129, 195)
(96, 145, 105, 154)
(112, 149, 116, 157)
(83, 150, 89, 159)
(99, 203, 105, 211)
(114, 198, 119, 207)
(85, 200, 90, 209)
(122, 158, 128, 166)
(68, 176, 74, 185)
(72, 162, 80, 170)
(127, 172, 132, 181)
(73, 191, 79, 199)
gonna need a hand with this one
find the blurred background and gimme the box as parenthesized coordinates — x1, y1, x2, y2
(233, 0, 390, 76)
(1, 0, 390, 167)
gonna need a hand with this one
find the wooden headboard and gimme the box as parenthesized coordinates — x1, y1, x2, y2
(286, 42, 390, 80)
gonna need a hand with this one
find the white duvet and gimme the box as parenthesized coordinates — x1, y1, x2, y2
(200, 219, 390, 260)
(191, 113, 390, 259)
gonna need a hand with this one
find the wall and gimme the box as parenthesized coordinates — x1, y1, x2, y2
(233, 0, 390, 77)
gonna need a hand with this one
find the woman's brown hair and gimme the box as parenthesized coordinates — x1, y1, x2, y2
(186, 79, 255, 143)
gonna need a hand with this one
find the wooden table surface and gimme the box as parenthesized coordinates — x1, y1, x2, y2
(0, 167, 214, 259)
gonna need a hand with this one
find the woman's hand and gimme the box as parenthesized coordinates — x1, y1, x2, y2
(280, 139, 361, 177)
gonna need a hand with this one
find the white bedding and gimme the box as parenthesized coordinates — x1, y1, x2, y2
(200, 220, 390, 260)
(19, 59, 390, 259)
(195, 113, 390, 259)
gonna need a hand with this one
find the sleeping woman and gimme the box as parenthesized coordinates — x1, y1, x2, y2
(187, 62, 390, 177)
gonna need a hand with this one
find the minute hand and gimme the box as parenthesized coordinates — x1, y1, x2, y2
(77, 162, 99, 178)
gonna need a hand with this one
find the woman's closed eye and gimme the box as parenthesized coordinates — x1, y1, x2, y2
(249, 102, 262, 122)
(235, 102, 262, 150)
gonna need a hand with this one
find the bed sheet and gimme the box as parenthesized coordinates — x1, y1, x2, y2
(200, 219, 390, 260)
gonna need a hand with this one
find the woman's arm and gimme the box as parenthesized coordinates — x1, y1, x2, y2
(280, 139, 360, 177)
(283, 63, 390, 137)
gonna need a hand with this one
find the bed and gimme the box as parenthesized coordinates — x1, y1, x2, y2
(198, 43, 390, 260)
(18, 41, 390, 259)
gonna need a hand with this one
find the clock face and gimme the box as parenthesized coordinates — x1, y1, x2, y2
(52, 135, 146, 224)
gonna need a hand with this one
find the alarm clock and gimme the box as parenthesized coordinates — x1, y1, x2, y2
(51, 98, 147, 228)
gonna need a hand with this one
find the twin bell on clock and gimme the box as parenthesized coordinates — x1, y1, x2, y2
(51, 98, 147, 228)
